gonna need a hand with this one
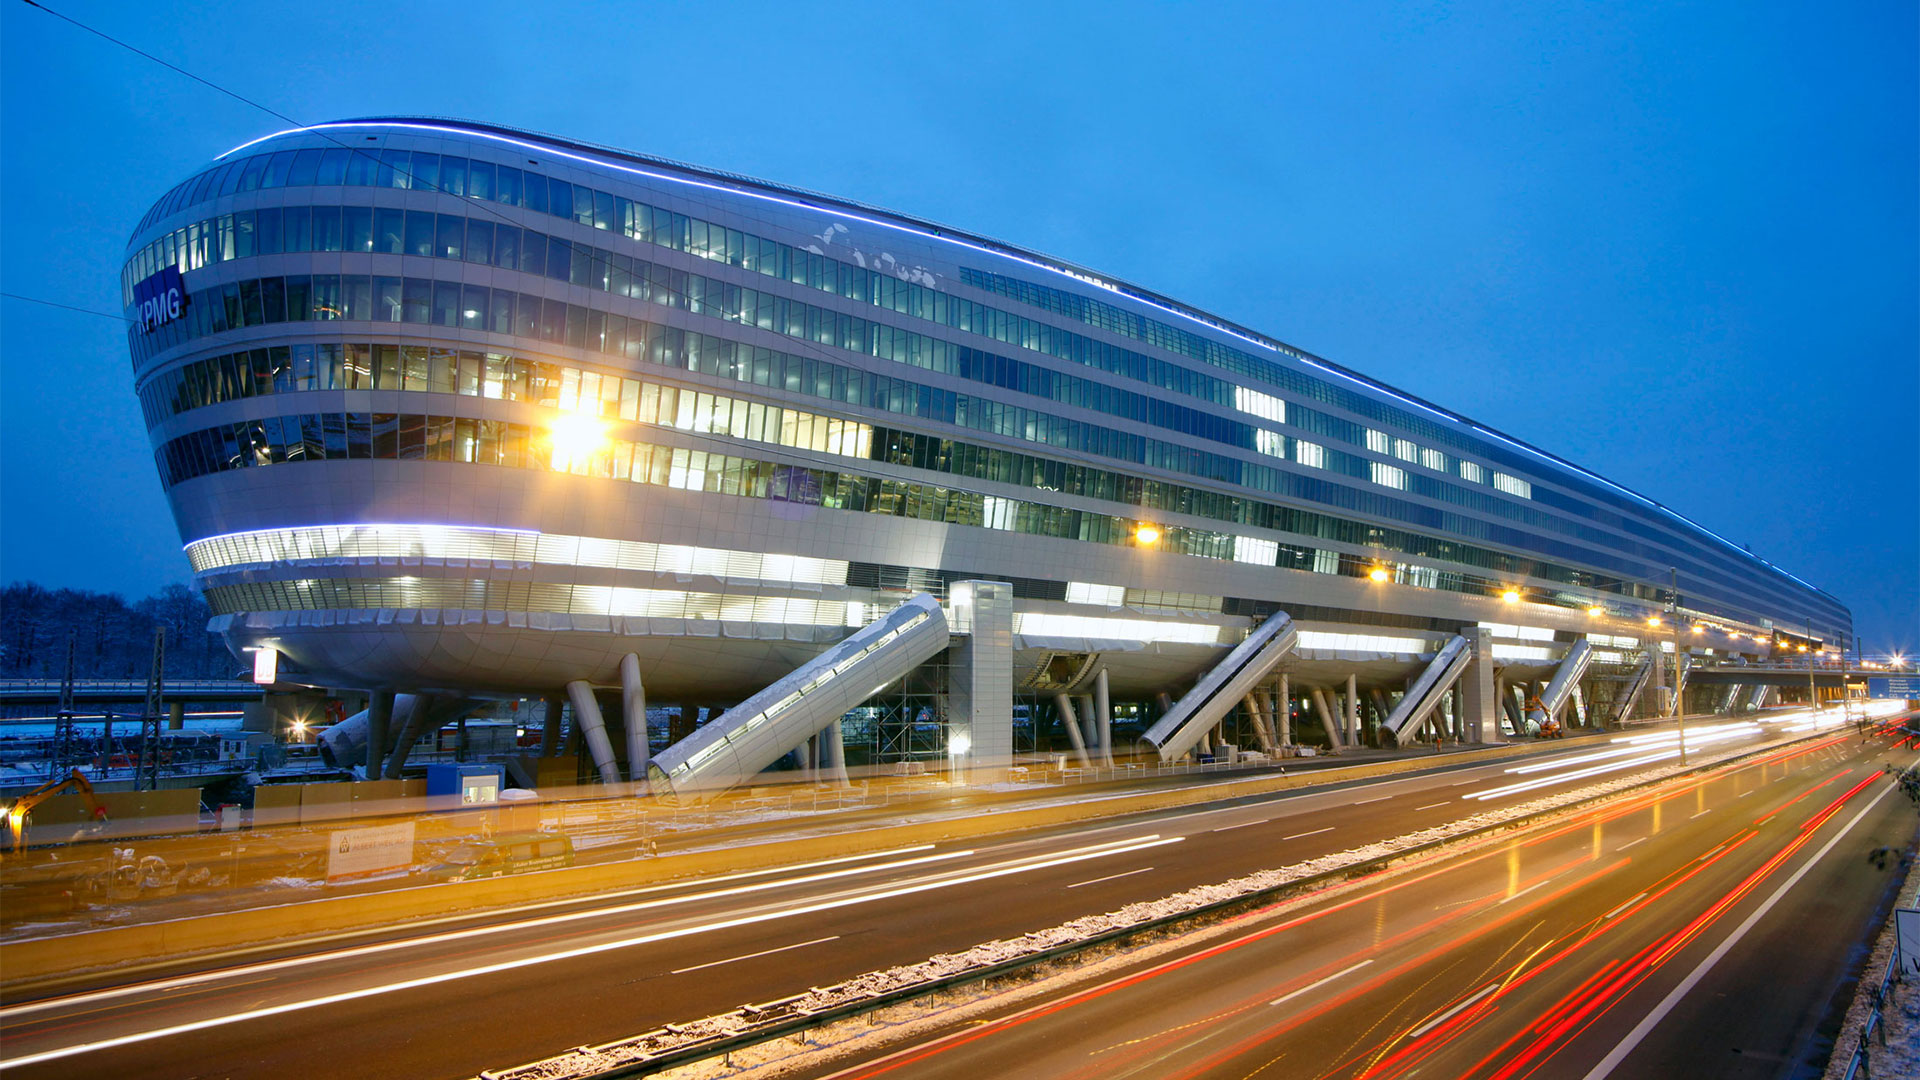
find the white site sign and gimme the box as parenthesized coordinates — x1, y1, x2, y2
(326, 822, 416, 881)
(1897, 908, 1920, 978)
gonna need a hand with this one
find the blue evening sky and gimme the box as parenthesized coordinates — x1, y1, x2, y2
(2, 2, 1914, 652)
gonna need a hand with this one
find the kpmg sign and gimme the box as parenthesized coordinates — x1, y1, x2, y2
(133, 265, 186, 333)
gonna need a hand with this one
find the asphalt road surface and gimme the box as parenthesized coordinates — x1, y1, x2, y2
(779, 728, 1919, 1080)
(1, 711, 1906, 1079)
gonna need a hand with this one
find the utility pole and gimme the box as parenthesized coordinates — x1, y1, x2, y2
(51, 634, 76, 782)
(1670, 568, 1686, 765)
(138, 628, 166, 791)
(1806, 618, 1819, 711)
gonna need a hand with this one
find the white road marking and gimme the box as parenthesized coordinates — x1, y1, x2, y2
(670, 935, 839, 975)
(1067, 867, 1153, 889)
(1738, 789, 1756, 798)
(1602, 892, 1647, 921)
(1270, 959, 1373, 1006)
(1580, 779, 1898, 1080)
(1212, 818, 1267, 832)
(0, 834, 1184, 1069)
(1282, 827, 1335, 840)
(1408, 981, 1499, 1038)
(1415, 802, 1448, 812)
(1690, 808, 1712, 819)
(1615, 836, 1649, 852)
(1352, 795, 1392, 805)
(0, 845, 961, 1020)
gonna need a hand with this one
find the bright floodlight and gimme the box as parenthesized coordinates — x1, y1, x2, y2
(1501, 589, 1520, 604)
(1369, 567, 1391, 583)
(1587, 605, 1605, 616)
(548, 412, 607, 472)
(1134, 524, 1161, 545)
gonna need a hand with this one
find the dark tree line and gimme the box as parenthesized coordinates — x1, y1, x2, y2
(0, 583, 231, 681)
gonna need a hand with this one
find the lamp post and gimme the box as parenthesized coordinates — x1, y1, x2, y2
(1669, 568, 1686, 765)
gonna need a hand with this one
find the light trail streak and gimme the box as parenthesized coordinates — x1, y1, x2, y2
(0, 834, 1182, 1068)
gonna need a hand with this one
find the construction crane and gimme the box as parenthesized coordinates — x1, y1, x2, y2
(5, 769, 109, 853)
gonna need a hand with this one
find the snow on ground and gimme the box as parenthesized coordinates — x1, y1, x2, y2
(1821, 800, 1920, 1079)
(485, 736, 1778, 1080)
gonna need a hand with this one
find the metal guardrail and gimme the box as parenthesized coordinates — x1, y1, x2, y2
(1841, 946, 1902, 1080)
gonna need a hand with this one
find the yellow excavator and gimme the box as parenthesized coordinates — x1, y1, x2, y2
(5, 769, 109, 853)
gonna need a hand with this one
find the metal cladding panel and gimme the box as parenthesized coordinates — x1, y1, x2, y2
(1140, 611, 1296, 761)
(1383, 634, 1472, 744)
(647, 594, 950, 802)
(1539, 639, 1594, 721)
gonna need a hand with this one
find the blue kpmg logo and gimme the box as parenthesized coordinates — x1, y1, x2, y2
(133, 265, 186, 333)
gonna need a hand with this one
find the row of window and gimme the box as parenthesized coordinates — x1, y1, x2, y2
(123, 201, 1526, 508)
(132, 272, 1815, 627)
(126, 136, 1845, 620)
(124, 202, 1828, 626)
(158, 408, 1782, 626)
(202, 577, 863, 625)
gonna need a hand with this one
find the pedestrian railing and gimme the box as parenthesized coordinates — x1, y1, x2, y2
(1841, 945, 1903, 1080)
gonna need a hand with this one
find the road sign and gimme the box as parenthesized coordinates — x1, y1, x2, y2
(1897, 909, 1920, 977)
(1866, 676, 1920, 699)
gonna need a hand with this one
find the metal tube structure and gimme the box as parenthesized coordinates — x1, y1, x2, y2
(366, 691, 391, 779)
(567, 680, 621, 785)
(1345, 673, 1359, 745)
(648, 594, 950, 802)
(620, 654, 648, 784)
(1054, 693, 1092, 767)
(1277, 674, 1290, 748)
(1093, 668, 1114, 765)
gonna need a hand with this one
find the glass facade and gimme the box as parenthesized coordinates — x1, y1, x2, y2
(125, 119, 1851, 650)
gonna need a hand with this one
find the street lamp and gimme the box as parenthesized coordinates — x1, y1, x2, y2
(1669, 568, 1686, 764)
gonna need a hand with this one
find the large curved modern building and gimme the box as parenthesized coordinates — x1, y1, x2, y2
(123, 118, 1851, 794)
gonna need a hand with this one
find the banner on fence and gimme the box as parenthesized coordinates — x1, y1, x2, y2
(326, 821, 416, 881)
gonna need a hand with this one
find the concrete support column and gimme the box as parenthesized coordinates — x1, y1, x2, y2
(382, 693, 438, 780)
(566, 680, 621, 786)
(1053, 692, 1091, 766)
(366, 690, 393, 779)
(1460, 627, 1496, 743)
(540, 695, 563, 757)
(1344, 673, 1359, 746)
(1243, 694, 1276, 752)
(948, 581, 1014, 781)
(822, 720, 849, 786)
(1078, 694, 1099, 753)
(619, 654, 648, 784)
(1277, 674, 1291, 748)
(1311, 688, 1345, 752)
(167, 701, 185, 731)
(1093, 668, 1114, 766)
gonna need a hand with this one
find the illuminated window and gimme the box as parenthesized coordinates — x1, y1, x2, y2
(1492, 472, 1532, 499)
(1293, 439, 1326, 469)
(1459, 461, 1485, 484)
(1365, 429, 1390, 454)
(1370, 462, 1408, 490)
(1065, 581, 1125, 606)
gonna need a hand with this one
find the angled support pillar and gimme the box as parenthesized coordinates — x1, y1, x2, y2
(1459, 626, 1497, 744)
(1243, 693, 1276, 753)
(567, 680, 621, 786)
(1311, 688, 1345, 752)
(822, 720, 849, 786)
(382, 693, 439, 780)
(1053, 693, 1091, 766)
(1079, 694, 1100, 754)
(1093, 667, 1114, 766)
(366, 691, 393, 779)
(620, 654, 648, 784)
(540, 694, 563, 757)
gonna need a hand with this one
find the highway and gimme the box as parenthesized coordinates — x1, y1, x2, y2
(779, 727, 1919, 1080)
(0, 711, 1905, 1079)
